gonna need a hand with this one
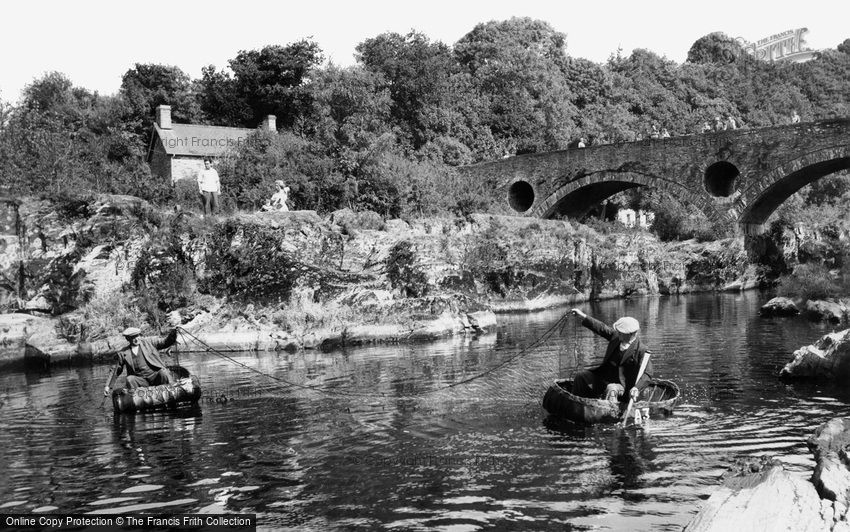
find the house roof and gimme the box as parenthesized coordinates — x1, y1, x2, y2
(149, 123, 256, 159)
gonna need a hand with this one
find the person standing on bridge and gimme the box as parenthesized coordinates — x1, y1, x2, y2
(568, 309, 653, 404)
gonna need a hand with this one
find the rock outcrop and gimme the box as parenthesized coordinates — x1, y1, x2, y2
(684, 465, 828, 532)
(779, 328, 850, 380)
(806, 299, 848, 323)
(760, 296, 801, 316)
(0, 195, 761, 365)
(686, 418, 850, 532)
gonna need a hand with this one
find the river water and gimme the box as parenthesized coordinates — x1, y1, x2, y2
(2, 292, 849, 530)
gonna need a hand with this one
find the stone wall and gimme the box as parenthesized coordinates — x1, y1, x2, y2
(461, 119, 850, 234)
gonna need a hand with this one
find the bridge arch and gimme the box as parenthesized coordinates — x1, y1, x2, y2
(530, 171, 723, 221)
(738, 147, 850, 234)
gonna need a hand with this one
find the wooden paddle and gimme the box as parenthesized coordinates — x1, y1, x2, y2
(619, 351, 651, 427)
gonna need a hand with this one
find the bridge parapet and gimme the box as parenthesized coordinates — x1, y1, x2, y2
(461, 119, 850, 233)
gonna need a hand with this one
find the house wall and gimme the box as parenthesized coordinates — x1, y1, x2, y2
(148, 139, 172, 182)
(171, 157, 206, 183)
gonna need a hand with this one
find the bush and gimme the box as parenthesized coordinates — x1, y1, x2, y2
(131, 225, 197, 327)
(41, 251, 93, 315)
(200, 220, 300, 302)
(777, 263, 850, 301)
(386, 241, 429, 297)
(217, 130, 345, 213)
(270, 288, 355, 332)
(58, 291, 149, 342)
(173, 179, 201, 212)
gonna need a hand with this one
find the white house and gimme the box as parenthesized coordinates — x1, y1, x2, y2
(617, 209, 655, 229)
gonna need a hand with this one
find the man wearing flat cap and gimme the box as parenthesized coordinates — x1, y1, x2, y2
(102, 326, 179, 396)
(569, 309, 653, 403)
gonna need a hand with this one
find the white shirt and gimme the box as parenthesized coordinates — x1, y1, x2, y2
(269, 188, 290, 211)
(198, 168, 220, 193)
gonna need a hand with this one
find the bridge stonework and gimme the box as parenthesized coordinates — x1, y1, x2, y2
(461, 119, 850, 234)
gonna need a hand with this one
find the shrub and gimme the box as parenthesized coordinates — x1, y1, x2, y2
(271, 288, 355, 332)
(131, 225, 197, 327)
(41, 251, 93, 315)
(386, 241, 429, 297)
(173, 179, 201, 212)
(777, 263, 850, 301)
(200, 220, 300, 302)
(58, 291, 149, 342)
(217, 130, 344, 213)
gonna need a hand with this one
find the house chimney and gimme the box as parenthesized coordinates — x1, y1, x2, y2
(156, 105, 172, 129)
(262, 115, 276, 132)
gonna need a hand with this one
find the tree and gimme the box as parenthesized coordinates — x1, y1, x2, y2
(195, 65, 252, 127)
(120, 63, 202, 135)
(305, 65, 394, 174)
(606, 49, 695, 137)
(356, 31, 456, 149)
(0, 72, 163, 202)
(454, 17, 577, 154)
(227, 40, 324, 128)
(686, 32, 745, 65)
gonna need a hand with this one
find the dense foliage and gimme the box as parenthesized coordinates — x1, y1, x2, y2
(0, 21, 848, 237)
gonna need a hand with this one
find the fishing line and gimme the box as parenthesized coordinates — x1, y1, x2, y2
(175, 312, 570, 400)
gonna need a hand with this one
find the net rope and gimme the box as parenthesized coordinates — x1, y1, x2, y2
(175, 312, 572, 401)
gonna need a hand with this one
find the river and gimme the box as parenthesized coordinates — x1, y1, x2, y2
(2, 292, 849, 530)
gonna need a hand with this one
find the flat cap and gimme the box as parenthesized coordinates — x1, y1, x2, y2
(613, 317, 640, 334)
(121, 327, 142, 337)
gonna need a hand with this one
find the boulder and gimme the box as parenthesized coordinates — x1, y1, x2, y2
(760, 297, 800, 317)
(808, 418, 850, 509)
(779, 328, 850, 380)
(683, 465, 827, 532)
(0, 313, 49, 364)
(806, 300, 846, 323)
(686, 418, 850, 531)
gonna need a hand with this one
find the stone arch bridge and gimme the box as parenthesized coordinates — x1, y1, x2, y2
(461, 119, 850, 234)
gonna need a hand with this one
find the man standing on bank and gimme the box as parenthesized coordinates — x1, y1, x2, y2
(102, 327, 179, 396)
(197, 158, 221, 216)
(569, 309, 653, 403)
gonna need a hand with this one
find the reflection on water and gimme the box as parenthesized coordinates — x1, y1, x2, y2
(2, 292, 850, 530)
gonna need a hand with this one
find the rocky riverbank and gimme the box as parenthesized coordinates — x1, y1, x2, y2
(779, 326, 850, 380)
(684, 328, 850, 530)
(685, 418, 850, 532)
(0, 194, 763, 367)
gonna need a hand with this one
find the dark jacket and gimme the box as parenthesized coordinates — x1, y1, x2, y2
(106, 329, 177, 388)
(582, 316, 653, 391)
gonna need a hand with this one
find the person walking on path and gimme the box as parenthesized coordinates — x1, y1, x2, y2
(568, 308, 654, 403)
(197, 158, 221, 216)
